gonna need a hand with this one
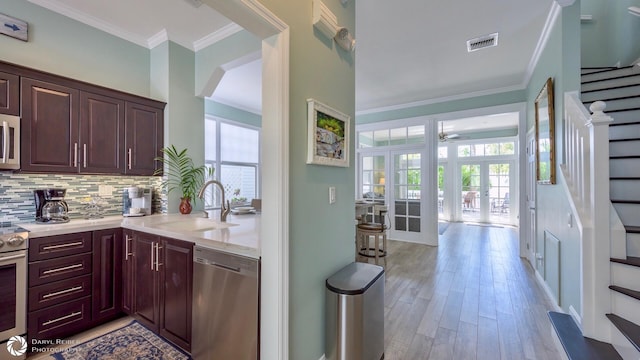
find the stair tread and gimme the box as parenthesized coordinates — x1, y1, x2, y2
(610, 121, 640, 127)
(548, 311, 622, 360)
(610, 177, 640, 180)
(611, 256, 640, 266)
(607, 313, 640, 352)
(582, 83, 640, 94)
(610, 155, 640, 159)
(609, 138, 640, 142)
(609, 285, 640, 301)
(611, 199, 640, 204)
(625, 226, 640, 233)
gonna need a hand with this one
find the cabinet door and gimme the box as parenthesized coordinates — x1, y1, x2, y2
(125, 102, 163, 175)
(21, 78, 79, 173)
(80, 92, 125, 174)
(121, 229, 134, 315)
(133, 231, 160, 332)
(0, 71, 19, 115)
(159, 237, 193, 352)
(92, 228, 122, 323)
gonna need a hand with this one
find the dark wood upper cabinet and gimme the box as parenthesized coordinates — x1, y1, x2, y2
(81, 92, 125, 174)
(20, 78, 80, 173)
(0, 71, 19, 115)
(2, 60, 165, 175)
(125, 102, 163, 176)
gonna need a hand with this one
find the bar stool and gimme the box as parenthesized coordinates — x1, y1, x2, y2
(356, 205, 388, 267)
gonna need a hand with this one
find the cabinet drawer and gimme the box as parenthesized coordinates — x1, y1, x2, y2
(29, 253, 92, 286)
(29, 232, 92, 261)
(28, 274, 92, 312)
(28, 296, 91, 345)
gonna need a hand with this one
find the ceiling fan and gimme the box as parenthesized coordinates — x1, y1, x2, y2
(438, 122, 460, 142)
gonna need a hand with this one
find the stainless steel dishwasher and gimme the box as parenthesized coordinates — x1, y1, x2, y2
(192, 246, 260, 360)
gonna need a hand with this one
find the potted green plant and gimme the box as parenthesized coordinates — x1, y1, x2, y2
(154, 145, 213, 214)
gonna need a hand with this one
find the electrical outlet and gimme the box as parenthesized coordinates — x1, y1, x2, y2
(329, 186, 336, 204)
(98, 185, 113, 196)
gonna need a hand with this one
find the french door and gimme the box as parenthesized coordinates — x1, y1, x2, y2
(459, 160, 514, 225)
(389, 151, 425, 242)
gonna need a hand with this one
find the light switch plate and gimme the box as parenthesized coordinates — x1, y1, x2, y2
(329, 186, 336, 204)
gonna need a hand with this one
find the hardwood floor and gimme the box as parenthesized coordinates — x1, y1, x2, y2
(381, 222, 562, 360)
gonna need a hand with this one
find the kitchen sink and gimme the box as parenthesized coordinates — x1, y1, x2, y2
(156, 218, 237, 233)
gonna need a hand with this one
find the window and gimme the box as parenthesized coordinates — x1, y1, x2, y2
(458, 141, 515, 157)
(358, 125, 425, 148)
(204, 117, 260, 208)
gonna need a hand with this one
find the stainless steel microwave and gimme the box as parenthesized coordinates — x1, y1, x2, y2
(0, 114, 20, 170)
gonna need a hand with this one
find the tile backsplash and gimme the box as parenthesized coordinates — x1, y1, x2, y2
(0, 172, 165, 223)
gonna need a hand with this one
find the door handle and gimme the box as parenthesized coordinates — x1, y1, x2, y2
(125, 235, 133, 260)
(128, 148, 132, 170)
(154, 243, 163, 272)
(1, 121, 7, 163)
(73, 143, 78, 167)
(150, 242, 155, 270)
(83, 143, 87, 168)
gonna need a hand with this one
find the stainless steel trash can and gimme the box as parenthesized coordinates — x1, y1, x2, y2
(326, 262, 385, 360)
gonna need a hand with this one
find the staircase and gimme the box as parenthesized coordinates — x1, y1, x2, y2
(582, 65, 640, 359)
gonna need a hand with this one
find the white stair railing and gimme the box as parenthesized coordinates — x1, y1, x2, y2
(562, 91, 614, 341)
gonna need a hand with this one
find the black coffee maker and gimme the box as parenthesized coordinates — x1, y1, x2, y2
(34, 189, 70, 223)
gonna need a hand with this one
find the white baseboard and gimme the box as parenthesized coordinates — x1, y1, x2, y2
(535, 269, 563, 312)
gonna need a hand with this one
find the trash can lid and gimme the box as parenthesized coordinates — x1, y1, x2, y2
(326, 262, 384, 295)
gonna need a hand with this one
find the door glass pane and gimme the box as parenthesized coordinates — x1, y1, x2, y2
(407, 126, 425, 144)
(361, 155, 385, 200)
(394, 153, 421, 233)
(461, 164, 480, 222)
(438, 164, 445, 218)
(489, 163, 510, 224)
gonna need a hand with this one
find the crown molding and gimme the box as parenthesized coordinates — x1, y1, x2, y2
(522, 2, 561, 93)
(193, 23, 243, 51)
(148, 29, 169, 49)
(356, 83, 524, 116)
(28, 0, 149, 47)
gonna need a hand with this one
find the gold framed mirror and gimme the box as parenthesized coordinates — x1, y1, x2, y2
(535, 77, 555, 184)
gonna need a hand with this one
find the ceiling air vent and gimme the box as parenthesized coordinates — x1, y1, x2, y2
(467, 33, 499, 52)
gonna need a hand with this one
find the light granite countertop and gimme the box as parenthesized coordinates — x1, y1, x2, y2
(19, 212, 260, 259)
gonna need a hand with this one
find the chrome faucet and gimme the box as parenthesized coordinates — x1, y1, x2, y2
(197, 180, 231, 222)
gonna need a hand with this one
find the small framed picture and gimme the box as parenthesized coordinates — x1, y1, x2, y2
(306, 99, 350, 167)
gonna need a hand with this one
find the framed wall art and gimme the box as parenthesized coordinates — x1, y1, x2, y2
(307, 99, 350, 167)
(535, 77, 555, 184)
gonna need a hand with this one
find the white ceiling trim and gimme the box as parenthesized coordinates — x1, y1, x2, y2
(27, 0, 149, 47)
(356, 83, 525, 116)
(522, 2, 561, 91)
(193, 23, 243, 51)
(148, 29, 169, 49)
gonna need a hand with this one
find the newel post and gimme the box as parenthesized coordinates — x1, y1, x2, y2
(583, 100, 614, 340)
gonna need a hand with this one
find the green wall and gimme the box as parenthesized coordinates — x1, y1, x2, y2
(581, 0, 640, 67)
(527, 2, 582, 315)
(205, 99, 262, 127)
(0, 0, 150, 96)
(256, 0, 356, 359)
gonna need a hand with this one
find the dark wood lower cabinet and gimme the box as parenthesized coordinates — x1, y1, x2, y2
(92, 228, 123, 323)
(124, 230, 193, 352)
(28, 229, 124, 347)
(27, 229, 193, 353)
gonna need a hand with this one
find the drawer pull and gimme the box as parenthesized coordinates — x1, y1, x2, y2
(43, 263, 83, 275)
(42, 311, 81, 327)
(125, 235, 133, 260)
(42, 241, 84, 251)
(42, 286, 83, 299)
(155, 243, 163, 271)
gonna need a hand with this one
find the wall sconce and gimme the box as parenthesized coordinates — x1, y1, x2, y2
(312, 0, 356, 52)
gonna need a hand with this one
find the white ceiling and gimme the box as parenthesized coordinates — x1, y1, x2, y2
(27, 0, 555, 132)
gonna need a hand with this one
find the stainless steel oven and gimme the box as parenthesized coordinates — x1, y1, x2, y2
(0, 228, 28, 360)
(0, 114, 20, 170)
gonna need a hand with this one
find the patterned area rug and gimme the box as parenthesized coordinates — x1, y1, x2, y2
(51, 320, 191, 360)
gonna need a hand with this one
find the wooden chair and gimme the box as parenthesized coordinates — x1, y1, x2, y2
(355, 205, 388, 267)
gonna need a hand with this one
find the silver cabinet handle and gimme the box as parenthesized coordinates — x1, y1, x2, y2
(1, 121, 7, 164)
(150, 242, 155, 270)
(83, 143, 87, 168)
(43, 263, 83, 275)
(155, 243, 163, 271)
(125, 235, 133, 260)
(42, 241, 84, 251)
(128, 148, 132, 170)
(42, 286, 82, 299)
(73, 143, 78, 167)
(42, 311, 81, 326)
